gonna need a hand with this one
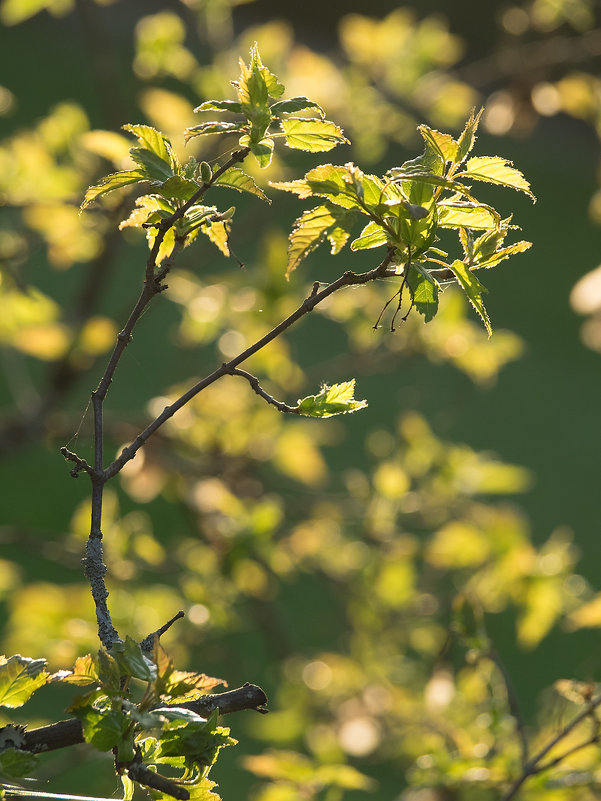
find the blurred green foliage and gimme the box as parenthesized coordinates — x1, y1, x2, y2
(3, 1, 601, 800)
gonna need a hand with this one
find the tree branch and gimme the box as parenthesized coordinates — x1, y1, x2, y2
(104, 247, 396, 478)
(16, 684, 268, 755)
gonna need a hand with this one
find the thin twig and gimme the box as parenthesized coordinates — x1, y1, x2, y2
(487, 649, 529, 767)
(227, 368, 300, 413)
(104, 247, 397, 479)
(140, 611, 185, 653)
(501, 693, 601, 801)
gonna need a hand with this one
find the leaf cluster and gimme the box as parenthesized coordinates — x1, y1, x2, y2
(0, 647, 232, 799)
(272, 109, 534, 334)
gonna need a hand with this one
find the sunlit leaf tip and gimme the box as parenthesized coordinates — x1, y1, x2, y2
(297, 379, 368, 418)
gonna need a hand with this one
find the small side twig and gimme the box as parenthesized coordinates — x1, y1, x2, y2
(227, 368, 300, 414)
(140, 610, 185, 653)
(60, 447, 96, 479)
(126, 758, 189, 801)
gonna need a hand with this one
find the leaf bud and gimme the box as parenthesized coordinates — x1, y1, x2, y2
(200, 161, 213, 184)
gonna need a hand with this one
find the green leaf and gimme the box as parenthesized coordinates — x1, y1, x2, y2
(194, 100, 244, 114)
(280, 118, 348, 152)
(449, 259, 492, 335)
(475, 239, 532, 269)
(298, 380, 368, 418)
(456, 107, 483, 163)
(129, 148, 174, 183)
(122, 124, 178, 172)
(437, 202, 500, 230)
(461, 155, 535, 199)
(350, 220, 388, 251)
(271, 164, 384, 211)
(408, 268, 439, 322)
(270, 97, 325, 117)
(235, 45, 276, 144)
(0, 655, 48, 708)
(79, 707, 129, 751)
(214, 166, 270, 202)
(286, 204, 356, 275)
(97, 649, 121, 692)
(239, 134, 274, 168)
(184, 121, 247, 143)
(81, 170, 146, 210)
(418, 124, 459, 164)
(159, 176, 201, 203)
(0, 748, 39, 779)
(112, 636, 156, 682)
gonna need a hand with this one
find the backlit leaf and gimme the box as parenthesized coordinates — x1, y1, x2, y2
(81, 170, 146, 210)
(0, 655, 48, 708)
(350, 220, 388, 250)
(298, 379, 367, 418)
(462, 156, 535, 200)
(437, 202, 500, 230)
(286, 204, 356, 275)
(408, 268, 439, 322)
(122, 124, 177, 172)
(449, 259, 492, 335)
(214, 166, 270, 202)
(280, 118, 349, 152)
(418, 124, 459, 164)
(239, 134, 274, 168)
(201, 220, 230, 256)
(159, 175, 201, 203)
(456, 107, 483, 163)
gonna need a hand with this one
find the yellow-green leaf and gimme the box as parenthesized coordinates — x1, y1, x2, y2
(298, 379, 367, 418)
(462, 156, 535, 200)
(0, 655, 48, 708)
(449, 259, 492, 335)
(280, 118, 349, 153)
(81, 170, 146, 210)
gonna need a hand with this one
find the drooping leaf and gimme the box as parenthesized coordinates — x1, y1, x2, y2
(194, 100, 244, 114)
(407, 267, 439, 322)
(449, 259, 492, 335)
(280, 118, 349, 153)
(81, 170, 146, 210)
(184, 121, 247, 143)
(461, 156, 535, 200)
(286, 204, 356, 275)
(214, 166, 270, 202)
(270, 97, 325, 117)
(298, 380, 368, 418)
(0, 655, 48, 708)
(201, 220, 230, 256)
(350, 220, 388, 251)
